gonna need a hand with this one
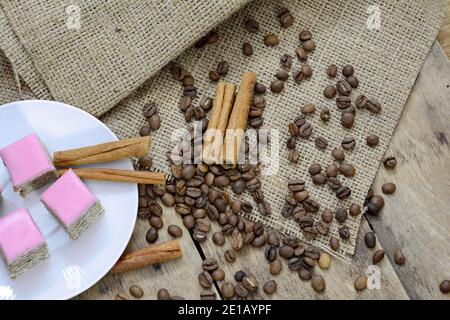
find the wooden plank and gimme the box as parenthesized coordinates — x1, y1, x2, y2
(366, 41, 450, 300)
(437, 0, 450, 59)
(76, 205, 218, 300)
(199, 219, 408, 300)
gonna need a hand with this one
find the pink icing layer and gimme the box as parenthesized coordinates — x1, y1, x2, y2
(40, 169, 97, 226)
(0, 208, 45, 264)
(0, 133, 55, 187)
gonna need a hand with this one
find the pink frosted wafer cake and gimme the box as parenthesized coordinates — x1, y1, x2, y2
(40, 169, 104, 240)
(0, 133, 57, 197)
(0, 208, 49, 278)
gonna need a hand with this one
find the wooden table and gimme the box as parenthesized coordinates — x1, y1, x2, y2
(77, 37, 450, 300)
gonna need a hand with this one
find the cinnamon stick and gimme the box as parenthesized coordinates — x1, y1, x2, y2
(53, 136, 151, 167)
(203, 83, 236, 164)
(221, 72, 256, 168)
(111, 240, 182, 274)
(58, 168, 165, 185)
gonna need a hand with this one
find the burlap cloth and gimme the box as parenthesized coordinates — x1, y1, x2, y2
(0, 0, 443, 257)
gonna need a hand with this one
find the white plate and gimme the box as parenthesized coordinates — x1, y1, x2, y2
(0, 100, 137, 300)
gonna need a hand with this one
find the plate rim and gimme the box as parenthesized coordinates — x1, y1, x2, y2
(0, 99, 138, 300)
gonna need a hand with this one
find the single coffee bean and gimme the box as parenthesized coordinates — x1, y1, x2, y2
(308, 163, 322, 175)
(326, 164, 338, 177)
(179, 95, 191, 112)
(364, 232, 377, 248)
(299, 29, 312, 41)
(327, 64, 338, 78)
(193, 208, 207, 220)
(342, 104, 356, 114)
(298, 122, 313, 138)
(304, 199, 320, 213)
(283, 235, 300, 248)
(346, 75, 359, 88)
(157, 288, 171, 300)
(252, 234, 266, 247)
(198, 271, 213, 288)
(288, 179, 305, 192)
(211, 268, 225, 281)
(242, 42, 253, 56)
(129, 285, 144, 298)
(200, 289, 216, 300)
(279, 245, 295, 259)
(202, 258, 218, 271)
(349, 203, 362, 217)
(320, 107, 331, 122)
(337, 79, 352, 96)
(335, 208, 348, 223)
(322, 209, 334, 223)
(327, 177, 342, 191)
(314, 137, 328, 150)
(196, 218, 211, 233)
(146, 227, 158, 243)
(193, 229, 207, 242)
(298, 268, 312, 281)
(366, 98, 382, 114)
(167, 225, 182, 238)
(292, 69, 304, 83)
(342, 65, 354, 77)
(302, 39, 316, 52)
(324, 85, 337, 99)
(249, 117, 264, 128)
(243, 274, 259, 292)
(383, 156, 397, 169)
(149, 216, 163, 229)
(279, 7, 294, 28)
(182, 164, 196, 180)
(280, 53, 293, 69)
(143, 102, 157, 117)
(312, 173, 327, 186)
(269, 259, 282, 275)
(336, 96, 352, 109)
(170, 63, 186, 81)
(394, 249, 406, 266)
(275, 69, 289, 81)
(231, 231, 244, 251)
(265, 245, 278, 262)
(341, 136, 356, 150)
(372, 249, 385, 264)
(221, 282, 235, 299)
(288, 149, 300, 164)
(214, 175, 230, 187)
(355, 94, 368, 109)
(318, 252, 332, 270)
(254, 82, 266, 94)
(209, 70, 220, 82)
(263, 280, 277, 295)
(224, 249, 236, 263)
(139, 155, 153, 170)
(270, 79, 284, 93)
(288, 257, 303, 271)
(264, 34, 279, 46)
(234, 270, 246, 282)
(301, 103, 316, 115)
(338, 225, 351, 240)
(296, 47, 308, 61)
(367, 195, 385, 216)
(332, 148, 346, 161)
(301, 64, 313, 78)
(182, 215, 195, 230)
(336, 186, 351, 200)
(217, 61, 229, 76)
(267, 231, 280, 247)
(235, 283, 249, 298)
(341, 112, 355, 129)
(366, 134, 379, 147)
(231, 179, 246, 195)
(382, 182, 396, 194)
(244, 18, 259, 33)
(439, 280, 450, 294)
(330, 236, 340, 251)
(311, 275, 326, 293)
(339, 163, 356, 177)
(354, 275, 367, 291)
(139, 126, 151, 136)
(183, 85, 197, 97)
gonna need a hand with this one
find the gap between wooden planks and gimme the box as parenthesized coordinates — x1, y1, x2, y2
(77, 42, 450, 301)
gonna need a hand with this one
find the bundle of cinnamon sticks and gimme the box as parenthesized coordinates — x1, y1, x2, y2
(202, 72, 256, 168)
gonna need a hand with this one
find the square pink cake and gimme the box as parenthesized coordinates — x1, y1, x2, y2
(41, 169, 104, 239)
(0, 133, 57, 196)
(0, 208, 48, 278)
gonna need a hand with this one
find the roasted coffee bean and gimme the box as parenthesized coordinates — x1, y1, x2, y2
(366, 134, 379, 147)
(335, 208, 348, 223)
(252, 234, 266, 247)
(283, 235, 300, 248)
(280, 54, 293, 69)
(186, 187, 202, 198)
(242, 42, 253, 56)
(341, 112, 355, 129)
(270, 79, 284, 93)
(341, 136, 356, 150)
(217, 61, 229, 76)
(184, 196, 195, 207)
(288, 123, 300, 137)
(338, 225, 350, 240)
(241, 201, 253, 213)
(331, 147, 346, 161)
(439, 280, 450, 294)
(346, 75, 359, 88)
(143, 102, 157, 118)
(298, 268, 312, 281)
(221, 224, 233, 235)
(129, 285, 144, 298)
(193, 229, 207, 242)
(354, 94, 367, 108)
(229, 179, 244, 195)
(209, 70, 220, 82)
(288, 149, 300, 164)
(349, 203, 362, 217)
(249, 117, 264, 128)
(382, 182, 396, 194)
(184, 106, 194, 122)
(146, 227, 158, 243)
(183, 85, 197, 97)
(244, 18, 259, 33)
(138, 207, 150, 219)
(269, 259, 282, 275)
(318, 253, 331, 271)
(198, 271, 213, 288)
(296, 47, 308, 61)
(281, 204, 294, 218)
(324, 85, 337, 99)
(330, 236, 340, 251)
(200, 289, 216, 300)
(170, 63, 187, 81)
(221, 282, 235, 300)
(301, 103, 316, 115)
(231, 231, 244, 251)
(372, 249, 385, 264)
(298, 216, 314, 229)
(167, 225, 182, 238)
(235, 283, 249, 298)
(336, 186, 351, 200)
(265, 246, 278, 262)
(183, 215, 195, 230)
(157, 288, 171, 300)
(264, 34, 279, 46)
(175, 203, 191, 216)
(275, 69, 289, 81)
(336, 96, 352, 109)
(193, 208, 207, 220)
(327, 64, 338, 78)
(366, 99, 382, 114)
(308, 163, 322, 175)
(213, 175, 230, 188)
(149, 216, 163, 229)
(139, 155, 153, 170)
(196, 218, 211, 233)
(249, 106, 263, 118)
(322, 209, 334, 223)
(339, 163, 356, 177)
(302, 39, 316, 52)
(254, 82, 266, 94)
(288, 179, 305, 192)
(394, 249, 406, 266)
(337, 80, 352, 96)
(292, 69, 304, 83)
(258, 200, 272, 216)
(278, 7, 294, 28)
(139, 126, 151, 137)
(279, 245, 295, 259)
(301, 64, 313, 78)
(182, 165, 196, 180)
(217, 213, 228, 226)
(224, 249, 236, 263)
(314, 137, 328, 150)
(233, 270, 246, 282)
(320, 108, 331, 122)
(288, 257, 303, 271)
(202, 258, 218, 271)
(342, 65, 354, 77)
(326, 164, 338, 178)
(354, 275, 367, 291)
(312, 173, 327, 186)
(311, 275, 326, 293)
(367, 195, 385, 216)
(298, 29, 312, 41)
(182, 75, 194, 87)
(327, 177, 342, 191)
(364, 232, 377, 249)
(294, 190, 309, 203)
(210, 268, 225, 282)
(263, 280, 277, 295)
(214, 198, 228, 213)
(302, 256, 316, 269)
(383, 157, 397, 169)
(179, 95, 191, 112)
(193, 106, 206, 120)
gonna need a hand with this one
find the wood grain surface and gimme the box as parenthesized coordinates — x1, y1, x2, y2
(437, 0, 450, 58)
